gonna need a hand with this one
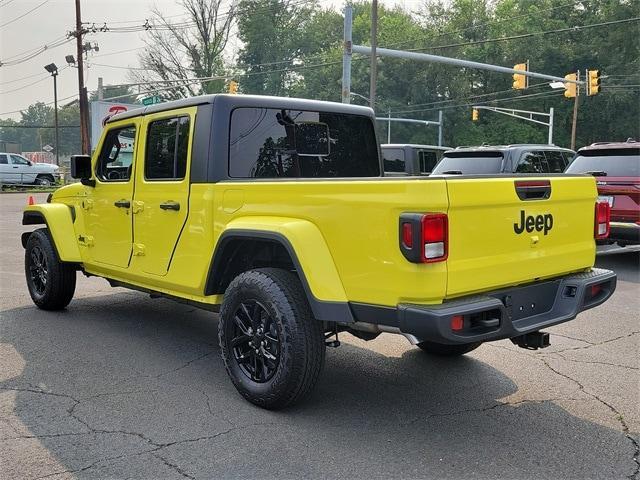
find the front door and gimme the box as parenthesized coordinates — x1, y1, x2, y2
(132, 107, 195, 276)
(85, 121, 139, 268)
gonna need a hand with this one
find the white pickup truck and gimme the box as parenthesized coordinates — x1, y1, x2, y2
(0, 153, 60, 186)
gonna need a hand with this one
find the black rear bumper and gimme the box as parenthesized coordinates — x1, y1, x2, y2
(350, 268, 616, 345)
(609, 222, 640, 245)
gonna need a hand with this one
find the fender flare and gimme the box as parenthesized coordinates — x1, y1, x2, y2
(206, 217, 353, 323)
(22, 204, 81, 262)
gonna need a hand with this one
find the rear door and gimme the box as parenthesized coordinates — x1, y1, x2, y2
(445, 176, 597, 297)
(132, 107, 195, 276)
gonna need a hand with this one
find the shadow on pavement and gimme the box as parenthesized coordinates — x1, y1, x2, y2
(596, 249, 640, 284)
(0, 293, 635, 479)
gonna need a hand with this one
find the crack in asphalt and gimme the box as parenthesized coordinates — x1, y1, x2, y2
(154, 453, 196, 479)
(538, 357, 640, 480)
(401, 397, 584, 427)
(550, 331, 640, 354)
(551, 352, 639, 371)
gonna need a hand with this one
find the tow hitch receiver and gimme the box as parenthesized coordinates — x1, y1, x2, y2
(511, 331, 550, 350)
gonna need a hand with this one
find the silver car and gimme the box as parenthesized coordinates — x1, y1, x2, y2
(0, 153, 60, 186)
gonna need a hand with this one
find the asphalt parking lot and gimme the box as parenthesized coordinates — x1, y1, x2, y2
(1, 192, 638, 480)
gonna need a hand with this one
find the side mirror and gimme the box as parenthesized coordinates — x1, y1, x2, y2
(70, 155, 95, 187)
(27, 160, 33, 166)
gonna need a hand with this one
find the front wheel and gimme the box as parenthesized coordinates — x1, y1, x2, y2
(25, 228, 76, 310)
(416, 340, 482, 356)
(34, 175, 54, 186)
(218, 268, 325, 409)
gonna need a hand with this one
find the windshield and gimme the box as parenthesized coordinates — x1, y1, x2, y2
(565, 149, 640, 176)
(431, 152, 503, 175)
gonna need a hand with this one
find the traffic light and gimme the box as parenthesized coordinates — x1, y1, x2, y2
(472, 108, 479, 121)
(587, 69, 600, 96)
(512, 63, 528, 90)
(564, 73, 577, 98)
(228, 80, 238, 94)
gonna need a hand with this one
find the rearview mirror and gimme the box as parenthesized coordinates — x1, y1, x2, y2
(295, 122, 330, 156)
(70, 155, 95, 187)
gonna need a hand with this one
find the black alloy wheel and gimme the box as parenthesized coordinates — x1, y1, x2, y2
(27, 245, 48, 295)
(229, 299, 281, 383)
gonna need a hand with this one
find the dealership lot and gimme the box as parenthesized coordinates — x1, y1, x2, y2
(1, 193, 638, 479)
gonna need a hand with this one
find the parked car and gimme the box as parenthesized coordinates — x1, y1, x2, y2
(565, 139, 640, 246)
(382, 144, 450, 175)
(22, 94, 615, 409)
(431, 144, 575, 175)
(0, 152, 60, 186)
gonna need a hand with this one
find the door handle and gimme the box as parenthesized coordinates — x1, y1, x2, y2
(159, 201, 180, 211)
(12, 166, 18, 169)
(114, 199, 131, 208)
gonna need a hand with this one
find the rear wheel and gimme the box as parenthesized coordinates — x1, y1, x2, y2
(218, 268, 325, 409)
(24, 228, 76, 310)
(416, 340, 481, 356)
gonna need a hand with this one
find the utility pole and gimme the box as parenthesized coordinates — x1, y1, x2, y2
(570, 71, 580, 150)
(97, 77, 104, 100)
(44, 63, 59, 165)
(341, 5, 353, 104)
(369, 0, 378, 110)
(74, 0, 90, 154)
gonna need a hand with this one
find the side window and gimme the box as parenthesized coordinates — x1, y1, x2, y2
(382, 148, 406, 172)
(0, 154, 8, 164)
(96, 125, 137, 182)
(229, 107, 380, 178)
(544, 151, 566, 173)
(144, 116, 190, 180)
(516, 151, 546, 173)
(10, 155, 29, 165)
(418, 150, 438, 174)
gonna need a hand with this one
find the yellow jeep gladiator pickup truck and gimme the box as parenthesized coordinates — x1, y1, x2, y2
(22, 94, 616, 409)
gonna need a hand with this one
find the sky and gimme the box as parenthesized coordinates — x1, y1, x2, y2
(0, 0, 415, 120)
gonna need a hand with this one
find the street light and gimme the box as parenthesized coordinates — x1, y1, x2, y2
(44, 63, 59, 166)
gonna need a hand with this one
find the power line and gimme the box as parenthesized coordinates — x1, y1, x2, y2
(0, 70, 49, 86)
(0, 36, 72, 67)
(388, 17, 640, 53)
(0, 93, 78, 117)
(0, 0, 50, 28)
(391, 90, 565, 115)
(0, 66, 69, 95)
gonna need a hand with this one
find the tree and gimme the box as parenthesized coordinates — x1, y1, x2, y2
(131, 0, 235, 99)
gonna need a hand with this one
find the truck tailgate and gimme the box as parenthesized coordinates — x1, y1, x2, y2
(445, 176, 597, 297)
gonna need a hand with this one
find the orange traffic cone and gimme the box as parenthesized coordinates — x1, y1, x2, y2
(27, 195, 35, 206)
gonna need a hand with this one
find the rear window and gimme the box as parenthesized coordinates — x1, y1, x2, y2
(229, 108, 380, 178)
(565, 148, 640, 176)
(382, 148, 406, 173)
(431, 152, 503, 175)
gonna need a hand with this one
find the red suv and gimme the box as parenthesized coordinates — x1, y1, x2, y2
(566, 140, 640, 246)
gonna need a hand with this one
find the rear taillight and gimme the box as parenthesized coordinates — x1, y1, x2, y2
(399, 213, 448, 263)
(594, 201, 610, 239)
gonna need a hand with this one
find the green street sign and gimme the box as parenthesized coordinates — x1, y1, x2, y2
(142, 95, 161, 106)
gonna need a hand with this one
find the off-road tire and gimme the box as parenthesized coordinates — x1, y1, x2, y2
(218, 268, 325, 409)
(24, 228, 76, 310)
(34, 175, 54, 186)
(416, 340, 482, 356)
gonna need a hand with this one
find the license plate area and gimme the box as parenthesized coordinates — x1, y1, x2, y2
(492, 280, 560, 321)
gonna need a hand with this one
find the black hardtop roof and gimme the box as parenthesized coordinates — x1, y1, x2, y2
(445, 144, 574, 154)
(108, 94, 376, 123)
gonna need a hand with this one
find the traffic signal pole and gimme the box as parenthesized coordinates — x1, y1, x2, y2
(472, 106, 555, 144)
(570, 72, 580, 150)
(341, 5, 584, 106)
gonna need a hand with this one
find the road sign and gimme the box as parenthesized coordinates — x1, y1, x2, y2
(142, 95, 162, 106)
(42, 145, 54, 152)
